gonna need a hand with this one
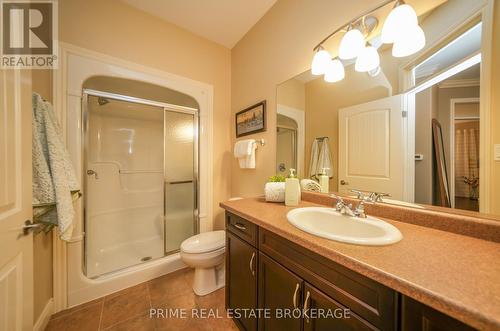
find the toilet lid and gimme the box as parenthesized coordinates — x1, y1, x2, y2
(181, 230, 225, 254)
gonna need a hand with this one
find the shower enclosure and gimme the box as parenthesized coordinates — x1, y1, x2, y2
(276, 114, 298, 176)
(83, 89, 198, 278)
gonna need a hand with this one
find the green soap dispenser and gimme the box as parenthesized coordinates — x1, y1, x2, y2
(285, 168, 300, 206)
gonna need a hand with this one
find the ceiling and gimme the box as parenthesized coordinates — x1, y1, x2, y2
(121, 0, 277, 48)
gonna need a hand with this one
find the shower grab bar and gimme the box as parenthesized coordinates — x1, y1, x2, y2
(119, 169, 163, 174)
(165, 180, 193, 185)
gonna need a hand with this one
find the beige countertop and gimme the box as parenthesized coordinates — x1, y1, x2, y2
(220, 197, 500, 331)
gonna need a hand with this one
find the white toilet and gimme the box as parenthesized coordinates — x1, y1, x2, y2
(180, 230, 226, 296)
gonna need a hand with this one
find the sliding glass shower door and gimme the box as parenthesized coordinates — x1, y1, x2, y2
(84, 92, 198, 278)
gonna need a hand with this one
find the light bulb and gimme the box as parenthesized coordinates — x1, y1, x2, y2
(381, 4, 418, 44)
(324, 58, 345, 83)
(392, 25, 425, 57)
(311, 48, 331, 75)
(355, 46, 380, 72)
(339, 28, 365, 60)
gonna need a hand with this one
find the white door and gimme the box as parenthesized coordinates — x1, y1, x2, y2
(0, 70, 34, 331)
(338, 95, 405, 199)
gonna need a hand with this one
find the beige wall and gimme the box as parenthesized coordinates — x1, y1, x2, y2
(414, 87, 437, 204)
(490, 1, 500, 215)
(31, 70, 54, 322)
(59, 0, 232, 230)
(276, 78, 305, 110)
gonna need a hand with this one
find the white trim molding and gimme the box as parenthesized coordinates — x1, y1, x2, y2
(33, 298, 54, 331)
(52, 42, 214, 310)
(277, 104, 305, 177)
(439, 78, 480, 89)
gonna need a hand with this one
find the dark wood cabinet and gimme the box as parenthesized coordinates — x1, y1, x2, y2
(401, 296, 476, 331)
(258, 252, 303, 331)
(225, 212, 476, 331)
(302, 283, 377, 331)
(226, 231, 258, 331)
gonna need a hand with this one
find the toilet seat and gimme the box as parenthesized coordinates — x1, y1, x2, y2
(180, 230, 225, 254)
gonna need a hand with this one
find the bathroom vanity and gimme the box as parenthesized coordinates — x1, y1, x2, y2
(221, 196, 500, 331)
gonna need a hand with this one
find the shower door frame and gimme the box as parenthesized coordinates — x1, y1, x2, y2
(81, 88, 200, 278)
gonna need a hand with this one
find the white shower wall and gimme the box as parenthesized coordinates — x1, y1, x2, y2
(86, 98, 165, 278)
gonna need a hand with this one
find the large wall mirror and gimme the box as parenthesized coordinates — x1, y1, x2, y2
(276, 0, 495, 216)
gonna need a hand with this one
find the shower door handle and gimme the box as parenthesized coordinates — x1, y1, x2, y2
(166, 180, 193, 184)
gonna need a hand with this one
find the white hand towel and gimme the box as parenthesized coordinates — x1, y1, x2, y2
(317, 138, 333, 177)
(308, 139, 319, 178)
(234, 139, 257, 168)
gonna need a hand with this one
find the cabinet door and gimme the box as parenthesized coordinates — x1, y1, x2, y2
(302, 284, 377, 331)
(401, 296, 475, 331)
(258, 253, 303, 331)
(226, 231, 258, 331)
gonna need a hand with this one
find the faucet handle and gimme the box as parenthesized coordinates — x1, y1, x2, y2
(330, 193, 344, 202)
(369, 192, 391, 202)
(349, 189, 366, 200)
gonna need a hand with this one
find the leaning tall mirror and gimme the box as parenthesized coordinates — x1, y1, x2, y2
(276, 0, 494, 216)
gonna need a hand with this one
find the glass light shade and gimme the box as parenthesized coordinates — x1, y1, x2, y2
(311, 48, 331, 75)
(381, 4, 418, 44)
(338, 28, 365, 60)
(355, 46, 380, 72)
(324, 58, 345, 83)
(392, 25, 425, 57)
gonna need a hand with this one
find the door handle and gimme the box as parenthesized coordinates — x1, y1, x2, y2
(340, 180, 348, 185)
(22, 220, 42, 236)
(249, 252, 255, 276)
(293, 283, 300, 309)
(303, 290, 311, 323)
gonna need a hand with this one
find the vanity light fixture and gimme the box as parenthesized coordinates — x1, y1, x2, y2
(382, 0, 425, 57)
(392, 25, 426, 57)
(311, 46, 332, 75)
(338, 26, 365, 60)
(311, 0, 425, 82)
(324, 58, 345, 83)
(355, 45, 380, 72)
(381, 1, 418, 43)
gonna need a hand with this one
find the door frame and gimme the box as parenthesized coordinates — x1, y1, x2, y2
(277, 104, 305, 178)
(398, 0, 493, 212)
(52, 42, 214, 311)
(449, 97, 480, 208)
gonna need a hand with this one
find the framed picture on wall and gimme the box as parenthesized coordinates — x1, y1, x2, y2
(235, 101, 266, 137)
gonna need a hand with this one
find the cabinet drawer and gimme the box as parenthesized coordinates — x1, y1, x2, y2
(259, 229, 397, 331)
(226, 212, 258, 247)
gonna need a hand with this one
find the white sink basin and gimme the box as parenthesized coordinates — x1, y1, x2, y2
(287, 207, 402, 246)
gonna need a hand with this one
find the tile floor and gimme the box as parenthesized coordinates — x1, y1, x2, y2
(46, 268, 238, 331)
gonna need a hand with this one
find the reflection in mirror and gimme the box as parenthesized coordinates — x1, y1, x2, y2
(276, 0, 491, 215)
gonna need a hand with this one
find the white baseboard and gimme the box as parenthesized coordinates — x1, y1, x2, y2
(33, 298, 54, 331)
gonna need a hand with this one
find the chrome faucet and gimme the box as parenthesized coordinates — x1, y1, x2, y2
(331, 195, 367, 218)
